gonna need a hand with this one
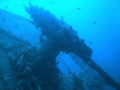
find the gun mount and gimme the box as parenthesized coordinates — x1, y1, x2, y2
(24, 3, 120, 90)
(0, 2, 120, 89)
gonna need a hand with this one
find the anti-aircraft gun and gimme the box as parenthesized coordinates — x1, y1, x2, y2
(0, 2, 120, 90)
(24, 3, 120, 90)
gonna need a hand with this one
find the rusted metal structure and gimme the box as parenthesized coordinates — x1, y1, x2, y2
(0, 2, 120, 89)
(24, 3, 120, 90)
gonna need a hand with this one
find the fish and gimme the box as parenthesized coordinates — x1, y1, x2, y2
(56, 61, 60, 64)
(76, 7, 81, 10)
(89, 42, 92, 44)
(2, 19, 5, 22)
(5, 6, 8, 9)
(93, 21, 97, 24)
(51, 2, 54, 4)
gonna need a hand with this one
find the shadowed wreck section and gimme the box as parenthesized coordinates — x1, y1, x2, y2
(24, 2, 120, 90)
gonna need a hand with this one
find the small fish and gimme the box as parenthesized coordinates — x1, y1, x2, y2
(51, 2, 54, 4)
(2, 19, 5, 22)
(56, 61, 60, 64)
(5, 6, 8, 9)
(89, 42, 92, 44)
(76, 7, 81, 10)
(93, 21, 97, 24)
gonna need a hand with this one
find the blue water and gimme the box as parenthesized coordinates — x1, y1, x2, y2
(0, 0, 120, 83)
